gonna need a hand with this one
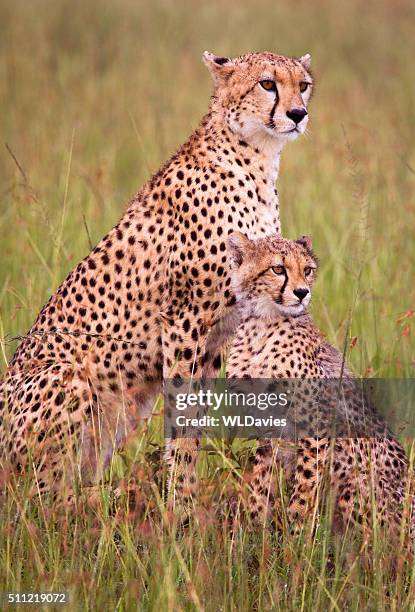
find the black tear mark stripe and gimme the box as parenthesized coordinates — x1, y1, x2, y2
(268, 89, 280, 129)
(279, 266, 288, 302)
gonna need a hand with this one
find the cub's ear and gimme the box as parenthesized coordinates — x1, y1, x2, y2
(203, 51, 235, 85)
(227, 232, 252, 268)
(295, 235, 312, 251)
(298, 53, 312, 71)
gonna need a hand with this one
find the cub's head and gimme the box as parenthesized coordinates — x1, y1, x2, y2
(228, 232, 318, 317)
(203, 51, 313, 145)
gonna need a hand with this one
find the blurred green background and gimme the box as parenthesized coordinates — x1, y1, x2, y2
(1, 0, 414, 376)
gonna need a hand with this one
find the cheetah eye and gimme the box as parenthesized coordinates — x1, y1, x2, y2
(304, 266, 313, 277)
(271, 265, 285, 275)
(260, 80, 276, 92)
(300, 82, 310, 93)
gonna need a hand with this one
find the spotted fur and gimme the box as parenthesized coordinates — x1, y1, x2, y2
(205, 233, 413, 542)
(0, 51, 313, 497)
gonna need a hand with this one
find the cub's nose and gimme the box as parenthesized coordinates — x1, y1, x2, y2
(293, 287, 309, 301)
(286, 107, 308, 124)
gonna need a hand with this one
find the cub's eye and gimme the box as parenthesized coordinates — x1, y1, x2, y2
(260, 80, 276, 92)
(300, 81, 310, 93)
(271, 265, 285, 275)
(304, 266, 313, 276)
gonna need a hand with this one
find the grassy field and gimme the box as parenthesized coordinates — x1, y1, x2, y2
(0, 0, 415, 609)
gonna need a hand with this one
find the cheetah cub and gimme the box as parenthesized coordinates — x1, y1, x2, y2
(204, 233, 411, 540)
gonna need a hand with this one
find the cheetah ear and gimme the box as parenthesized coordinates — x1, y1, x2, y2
(295, 235, 313, 251)
(298, 53, 312, 71)
(227, 232, 252, 268)
(203, 51, 235, 86)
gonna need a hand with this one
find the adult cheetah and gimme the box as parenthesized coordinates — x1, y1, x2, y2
(204, 232, 412, 540)
(0, 51, 313, 497)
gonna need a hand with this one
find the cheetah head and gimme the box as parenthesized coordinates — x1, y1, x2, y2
(203, 51, 313, 148)
(228, 232, 318, 318)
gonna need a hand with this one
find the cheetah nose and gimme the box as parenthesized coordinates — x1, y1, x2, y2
(286, 107, 308, 124)
(293, 287, 309, 301)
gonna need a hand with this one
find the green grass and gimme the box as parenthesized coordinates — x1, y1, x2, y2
(1, 0, 415, 609)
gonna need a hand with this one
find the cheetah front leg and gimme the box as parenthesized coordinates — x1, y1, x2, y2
(287, 437, 330, 534)
(161, 307, 213, 520)
(249, 439, 296, 526)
